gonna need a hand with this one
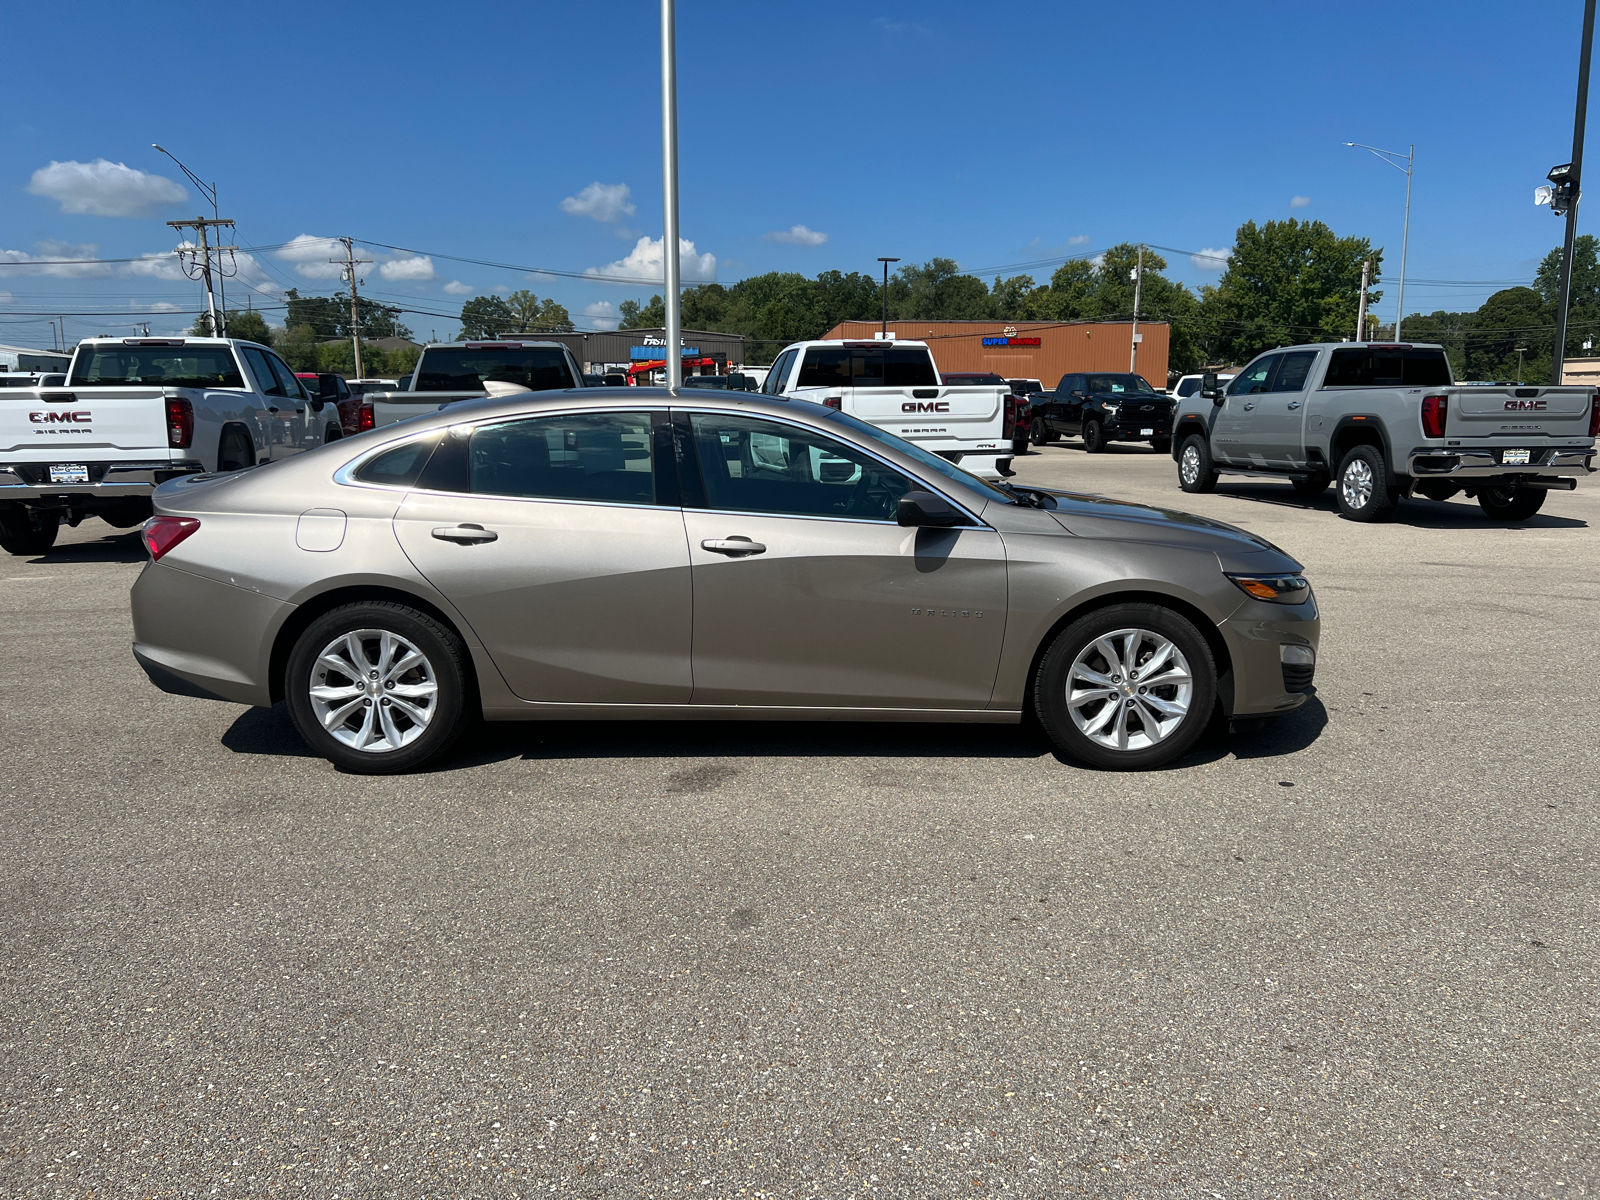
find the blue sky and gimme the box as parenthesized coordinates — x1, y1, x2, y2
(0, 0, 1591, 347)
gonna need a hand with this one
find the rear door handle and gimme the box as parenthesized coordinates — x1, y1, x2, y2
(1287, 400, 1302, 410)
(432, 523, 498, 544)
(701, 537, 766, 556)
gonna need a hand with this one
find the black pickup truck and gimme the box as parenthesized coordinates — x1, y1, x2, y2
(1029, 371, 1175, 453)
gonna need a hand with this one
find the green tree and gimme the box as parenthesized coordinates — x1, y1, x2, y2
(1463, 287, 1551, 383)
(618, 298, 645, 327)
(190, 308, 273, 345)
(1534, 233, 1600, 360)
(886, 258, 993, 320)
(1198, 219, 1380, 363)
(505, 289, 575, 333)
(458, 295, 515, 339)
(283, 288, 410, 341)
(276, 323, 319, 370)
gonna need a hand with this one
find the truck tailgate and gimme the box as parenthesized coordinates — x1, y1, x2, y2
(0, 387, 169, 455)
(1449, 385, 1593, 438)
(850, 385, 1004, 438)
(369, 390, 485, 429)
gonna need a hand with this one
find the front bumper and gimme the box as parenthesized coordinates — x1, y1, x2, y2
(0, 460, 204, 501)
(1218, 592, 1321, 717)
(1102, 417, 1173, 441)
(1405, 446, 1595, 479)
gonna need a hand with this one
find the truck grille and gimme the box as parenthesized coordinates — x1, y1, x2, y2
(1282, 663, 1315, 693)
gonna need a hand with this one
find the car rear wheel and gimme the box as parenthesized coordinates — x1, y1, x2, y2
(1083, 420, 1106, 453)
(1476, 484, 1546, 522)
(1034, 603, 1216, 770)
(1335, 445, 1397, 522)
(286, 602, 472, 774)
(0, 505, 59, 556)
(1177, 434, 1217, 493)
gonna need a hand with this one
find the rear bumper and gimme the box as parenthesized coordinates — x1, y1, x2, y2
(131, 560, 289, 707)
(1405, 446, 1595, 479)
(0, 460, 204, 501)
(931, 450, 1008, 479)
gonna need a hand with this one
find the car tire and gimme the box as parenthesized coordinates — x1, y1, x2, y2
(1030, 417, 1055, 446)
(1033, 602, 1217, 771)
(1335, 445, 1397, 522)
(1476, 484, 1546, 522)
(285, 601, 473, 774)
(1012, 437, 1029, 458)
(1083, 420, 1106, 453)
(1151, 437, 1172, 456)
(218, 428, 255, 472)
(324, 426, 342, 444)
(1177, 434, 1218, 493)
(0, 505, 60, 556)
(1291, 472, 1330, 498)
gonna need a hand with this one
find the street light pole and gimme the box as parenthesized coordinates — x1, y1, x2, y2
(1551, 0, 1597, 384)
(877, 257, 899, 337)
(660, 0, 683, 390)
(1345, 141, 1414, 340)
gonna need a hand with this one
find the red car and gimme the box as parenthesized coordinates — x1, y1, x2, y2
(941, 371, 1031, 458)
(296, 372, 372, 436)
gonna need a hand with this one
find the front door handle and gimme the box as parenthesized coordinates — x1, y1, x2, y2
(701, 536, 766, 556)
(1287, 400, 1302, 410)
(1241, 402, 1255, 411)
(432, 523, 498, 544)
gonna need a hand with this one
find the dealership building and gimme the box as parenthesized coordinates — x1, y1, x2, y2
(508, 328, 747, 378)
(820, 320, 1169, 388)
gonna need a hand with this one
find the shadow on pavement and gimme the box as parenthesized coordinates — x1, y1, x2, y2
(221, 704, 317, 758)
(26, 531, 147, 564)
(1212, 484, 1587, 529)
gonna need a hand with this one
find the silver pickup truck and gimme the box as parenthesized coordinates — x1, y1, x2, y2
(364, 340, 584, 429)
(0, 337, 344, 554)
(1171, 341, 1597, 521)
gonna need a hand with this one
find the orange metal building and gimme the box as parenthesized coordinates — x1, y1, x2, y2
(820, 320, 1169, 389)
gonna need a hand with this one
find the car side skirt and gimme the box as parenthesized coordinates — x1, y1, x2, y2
(480, 702, 1022, 723)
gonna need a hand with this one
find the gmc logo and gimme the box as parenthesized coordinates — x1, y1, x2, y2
(1504, 399, 1547, 411)
(901, 401, 950, 413)
(29, 411, 92, 424)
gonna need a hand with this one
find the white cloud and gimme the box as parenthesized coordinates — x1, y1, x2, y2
(1191, 246, 1232, 271)
(0, 291, 11, 303)
(1067, 234, 1091, 246)
(872, 16, 930, 35)
(128, 300, 182, 313)
(275, 234, 347, 280)
(1290, 195, 1311, 208)
(492, 284, 514, 295)
(378, 254, 435, 281)
(444, 280, 474, 295)
(561, 182, 636, 222)
(1090, 252, 1106, 268)
(588, 235, 716, 284)
(0, 241, 112, 278)
(584, 301, 620, 331)
(28, 159, 186, 217)
(764, 224, 828, 246)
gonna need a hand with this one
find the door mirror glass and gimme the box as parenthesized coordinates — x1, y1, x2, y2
(897, 490, 961, 528)
(1200, 371, 1221, 402)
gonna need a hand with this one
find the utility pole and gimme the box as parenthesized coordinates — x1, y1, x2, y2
(331, 237, 373, 379)
(1515, 345, 1529, 381)
(877, 257, 900, 337)
(1355, 257, 1371, 341)
(660, 0, 683, 390)
(1552, 0, 1597, 384)
(168, 217, 235, 336)
(1128, 243, 1145, 374)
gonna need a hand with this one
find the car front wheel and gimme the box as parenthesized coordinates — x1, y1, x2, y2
(1177, 435, 1217, 493)
(1083, 420, 1106, 453)
(1034, 603, 1217, 770)
(285, 602, 472, 774)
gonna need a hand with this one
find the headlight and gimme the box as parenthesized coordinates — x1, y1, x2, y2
(1102, 403, 1120, 416)
(1226, 572, 1310, 604)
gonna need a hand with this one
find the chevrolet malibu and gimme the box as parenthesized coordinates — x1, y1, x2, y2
(130, 389, 1320, 774)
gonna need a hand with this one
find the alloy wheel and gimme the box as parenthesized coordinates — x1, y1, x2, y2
(308, 628, 439, 753)
(1065, 627, 1193, 752)
(1341, 458, 1374, 511)
(1180, 444, 1201, 486)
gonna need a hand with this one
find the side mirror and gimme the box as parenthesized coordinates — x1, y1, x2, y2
(1200, 372, 1223, 403)
(1070, 389, 1086, 400)
(897, 490, 962, 528)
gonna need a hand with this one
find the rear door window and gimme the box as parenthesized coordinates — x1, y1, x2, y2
(1269, 351, 1318, 392)
(468, 411, 656, 506)
(796, 347, 851, 388)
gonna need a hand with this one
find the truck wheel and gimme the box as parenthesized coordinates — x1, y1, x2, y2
(1291, 472, 1330, 498)
(218, 429, 255, 472)
(285, 601, 473, 775)
(0, 506, 60, 556)
(1335, 445, 1397, 522)
(1083, 420, 1107, 453)
(1033, 602, 1217, 770)
(1476, 485, 1546, 522)
(1177, 435, 1217, 493)
(1150, 436, 1172, 456)
(1030, 417, 1054, 446)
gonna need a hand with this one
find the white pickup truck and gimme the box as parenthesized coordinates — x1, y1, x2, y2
(760, 339, 1011, 478)
(0, 336, 343, 555)
(363, 340, 585, 429)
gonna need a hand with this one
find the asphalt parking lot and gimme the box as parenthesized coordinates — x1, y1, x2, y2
(1, 443, 1595, 1199)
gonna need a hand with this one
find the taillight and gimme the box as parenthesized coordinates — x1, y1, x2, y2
(1421, 394, 1448, 438)
(1590, 391, 1600, 436)
(165, 397, 193, 448)
(358, 402, 375, 431)
(142, 516, 199, 562)
(822, 396, 842, 410)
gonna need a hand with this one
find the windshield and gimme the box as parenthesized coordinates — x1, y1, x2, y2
(415, 347, 575, 393)
(1084, 374, 1155, 396)
(69, 345, 245, 389)
(820, 409, 1013, 507)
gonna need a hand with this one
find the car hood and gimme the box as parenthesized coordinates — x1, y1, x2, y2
(1089, 392, 1170, 404)
(1036, 490, 1303, 570)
